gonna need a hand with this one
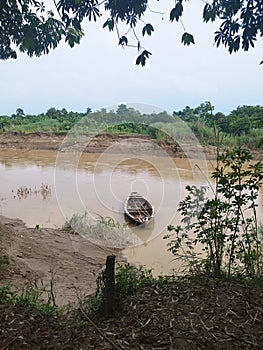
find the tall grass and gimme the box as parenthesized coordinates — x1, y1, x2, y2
(8, 119, 61, 133)
(63, 212, 140, 248)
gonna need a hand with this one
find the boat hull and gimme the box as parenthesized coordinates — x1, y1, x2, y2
(124, 192, 154, 224)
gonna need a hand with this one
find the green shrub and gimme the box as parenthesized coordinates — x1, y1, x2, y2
(165, 147, 263, 278)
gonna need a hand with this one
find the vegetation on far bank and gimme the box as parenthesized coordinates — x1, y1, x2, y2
(1, 102, 263, 151)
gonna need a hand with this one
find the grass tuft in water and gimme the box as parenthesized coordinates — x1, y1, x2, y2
(63, 212, 138, 248)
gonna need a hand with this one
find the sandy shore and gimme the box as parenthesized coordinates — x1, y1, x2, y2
(0, 215, 123, 306)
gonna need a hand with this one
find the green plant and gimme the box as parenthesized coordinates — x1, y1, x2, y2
(81, 263, 154, 317)
(0, 272, 58, 314)
(115, 264, 154, 299)
(34, 224, 40, 231)
(0, 285, 15, 302)
(165, 147, 263, 278)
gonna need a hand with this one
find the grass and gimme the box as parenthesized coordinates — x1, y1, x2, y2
(0, 278, 58, 315)
(78, 263, 163, 317)
(63, 212, 138, 248)
(7, 119, 61, 133)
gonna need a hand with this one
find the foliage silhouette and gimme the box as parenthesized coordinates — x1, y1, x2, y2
(0, 1, 262, 65)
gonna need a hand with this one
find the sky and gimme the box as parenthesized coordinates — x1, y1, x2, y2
(0, 1, 262, 116)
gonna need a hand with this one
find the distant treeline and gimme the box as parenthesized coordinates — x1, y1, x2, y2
(173, 102, 263, 136)
(0, 104, 174, 134)
(1, 102, 263, 148)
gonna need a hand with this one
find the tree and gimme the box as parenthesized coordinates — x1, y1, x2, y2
(173, 106, 195, 122)
(15, 108, 25, 118)
(173, 102, 215, 124)
(46, 107, 58, 119)
(229, 105, 263, 129)
(0, 1, 262, 65)
(116, 104, 130, 116)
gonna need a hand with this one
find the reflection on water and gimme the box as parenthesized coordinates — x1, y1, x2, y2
(1, 149, 262, 275)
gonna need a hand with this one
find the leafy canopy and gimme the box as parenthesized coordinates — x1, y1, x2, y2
(0, 0, 262, 65)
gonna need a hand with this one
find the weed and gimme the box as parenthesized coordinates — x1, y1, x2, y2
(115, 264, 154, 299)
(79, 263, 155, 318)
(34, 224, 40, 231)
(0, 272, 58, 315)
(0, 285, 15, 302)
(14, 183, 51, 200)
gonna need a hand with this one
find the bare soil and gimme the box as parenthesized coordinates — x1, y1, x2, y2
(0, 215, 122, 306)
(0, 131, 262, 160)
(0, 131, 218, 159)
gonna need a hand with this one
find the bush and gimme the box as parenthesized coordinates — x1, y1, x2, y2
(165, 147, 263, 278)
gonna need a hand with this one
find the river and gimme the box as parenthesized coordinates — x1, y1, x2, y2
(0, 149, 262, 275)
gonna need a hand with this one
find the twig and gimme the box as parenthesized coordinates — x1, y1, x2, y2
(253, 310, 260, 323)
(224, 326, 259, 347)
(200, 318, 214, 331)
(226, 308, 240, 318)
(0, 337, 18, 350)
(78, 305, 124, 350)
(147, 5, 165, 17)
(138, 317, 152, 329)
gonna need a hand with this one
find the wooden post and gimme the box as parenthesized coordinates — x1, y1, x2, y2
(103, 255, 116, 316)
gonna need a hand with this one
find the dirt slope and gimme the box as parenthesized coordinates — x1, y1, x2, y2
(0, 215, 122, 306)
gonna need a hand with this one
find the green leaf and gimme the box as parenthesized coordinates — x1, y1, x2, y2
(136, 53, 145, 66)
(119, 36, 128, 46)
(142, 23, 154, 36)
(135, 50, 152, 67)
(103, 18, 114, 31)
(170, 2, 183, 22)
(203, 4, 217, 23)
(65, 27, 83, 47)
(141, 49, 152, 58)
(181, 32, 195, 46)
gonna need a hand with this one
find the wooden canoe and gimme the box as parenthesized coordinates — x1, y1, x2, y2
(124, 192, 154, 224)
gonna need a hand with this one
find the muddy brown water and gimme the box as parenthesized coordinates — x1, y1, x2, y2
(1, 149, 262, 275)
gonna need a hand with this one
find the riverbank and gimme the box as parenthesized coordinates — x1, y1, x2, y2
(1, 131, 262, 160)
(0, 269, 262, 349)
(0, 131, 218, 159)
(0, 215, 122, 306)
(1, 213, 262, 350)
